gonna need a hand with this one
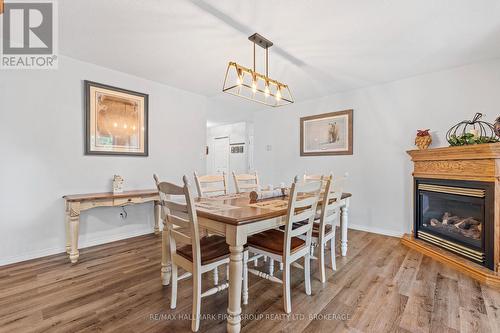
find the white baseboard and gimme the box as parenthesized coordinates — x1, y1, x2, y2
(0, 227, 155, 267)
(347, 223, 404, 238)
(1, 223, 403, 267)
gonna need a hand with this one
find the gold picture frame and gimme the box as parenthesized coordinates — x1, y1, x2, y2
(85, 81, 148, 156)
(300, 109, 353, 156)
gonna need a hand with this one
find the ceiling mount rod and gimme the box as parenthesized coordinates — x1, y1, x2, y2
(253, 41, 256, 73)
(266, 47, 269, 79)
(249, 33, 272, 79)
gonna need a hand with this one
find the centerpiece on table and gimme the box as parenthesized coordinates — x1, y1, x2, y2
(446, 113, 500, 146)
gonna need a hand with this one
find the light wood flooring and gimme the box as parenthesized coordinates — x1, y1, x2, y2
(1, 229, 499, 332)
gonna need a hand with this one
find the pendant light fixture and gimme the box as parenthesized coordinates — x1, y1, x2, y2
(222, 33, 294, 107)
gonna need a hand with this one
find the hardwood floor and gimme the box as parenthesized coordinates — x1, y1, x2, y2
(1, 229, 499, 333)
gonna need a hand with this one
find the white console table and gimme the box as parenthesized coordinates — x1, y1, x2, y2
(63, 189, 160, 263)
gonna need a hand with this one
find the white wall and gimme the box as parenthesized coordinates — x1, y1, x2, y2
(253, 58, 500, 237)
(0, 56, 207, 265)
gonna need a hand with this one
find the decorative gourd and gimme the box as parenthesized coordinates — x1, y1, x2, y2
(446, 113, 499, 146)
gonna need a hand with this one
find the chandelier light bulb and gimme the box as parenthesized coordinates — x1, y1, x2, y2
(251, 80, 257, 93)
(236, 69, 243, 86)
(275, 87, 282, 101)
(264, 83, 270, 97)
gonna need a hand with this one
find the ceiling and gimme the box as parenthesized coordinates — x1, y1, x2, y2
(59, 0, 500, 114)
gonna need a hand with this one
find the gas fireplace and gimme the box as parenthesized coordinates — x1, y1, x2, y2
(405, 144, 500, 286)
(414, 178, 494, 269)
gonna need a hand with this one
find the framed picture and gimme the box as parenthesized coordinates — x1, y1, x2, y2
(300, 109, 353, 156)
(85, 80, 148, 156)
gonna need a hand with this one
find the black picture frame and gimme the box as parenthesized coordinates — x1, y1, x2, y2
(84, 80, 149, 156)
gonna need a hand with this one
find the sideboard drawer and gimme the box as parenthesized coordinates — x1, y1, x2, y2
(114, 197, 144, 206)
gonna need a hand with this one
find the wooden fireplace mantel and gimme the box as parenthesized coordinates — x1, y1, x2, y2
(407, 143, 500, 182)
(404, 143, 500, 287)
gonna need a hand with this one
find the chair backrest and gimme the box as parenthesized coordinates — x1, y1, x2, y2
(194, 172, 228, 197)
(304, 174, 325, 182)
(316, 176, 345, 238)
(283, 178, 322, 257)
(156, 175, 202, 268)
(232, 171, 260, 193)
(304, 172, 333, 192)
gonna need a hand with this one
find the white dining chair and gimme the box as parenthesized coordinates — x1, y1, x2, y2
(298, 176, 344, 283)
(194, 172, 228, 197)
(155, 174, 217, 284)
(242, 178, 322, 313)
(304, 172, 332, 192)
(303, 173, 325, 181)
(157, 175, 231, 332)
(232, 171, 260, 193)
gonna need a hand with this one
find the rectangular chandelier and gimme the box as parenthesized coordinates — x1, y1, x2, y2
(222, 33, 294, 107)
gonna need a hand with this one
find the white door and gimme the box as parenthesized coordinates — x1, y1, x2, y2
(213, 137, 230, 175)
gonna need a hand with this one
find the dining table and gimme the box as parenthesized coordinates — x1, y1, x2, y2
(160, 192, 352, 333)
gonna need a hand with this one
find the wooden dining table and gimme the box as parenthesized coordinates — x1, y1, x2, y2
(160, 192, 352, 333)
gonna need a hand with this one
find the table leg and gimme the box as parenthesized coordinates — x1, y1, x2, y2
(161, 225, 171, 286)
(225, 224, 246, 333)
(340, 199, 350, 257)
(227, 244, 244, 333)
(64, 202, 71, 254)
(69, 202, 80, 263)
(154, 200, 161, 235)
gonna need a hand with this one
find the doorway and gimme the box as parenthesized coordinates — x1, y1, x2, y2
(212, 137, 230, 175)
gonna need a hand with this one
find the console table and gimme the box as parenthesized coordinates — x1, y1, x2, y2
(63, 190, 160, 263)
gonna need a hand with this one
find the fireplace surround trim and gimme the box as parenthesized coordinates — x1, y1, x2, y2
(403, 143, 500, 286)
(414, 177, 494, 269)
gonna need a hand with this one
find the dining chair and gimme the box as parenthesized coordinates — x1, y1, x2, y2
(157, 175, 231, 332)
(303, 173, 325, 181)
(242, 178, 322, 313)
(304, 172, 332, 192)
(194, 172, 228, 197)
(298, 176, 343, 283)
(232, 171, 268, 268)
(232, 171, 260, 193)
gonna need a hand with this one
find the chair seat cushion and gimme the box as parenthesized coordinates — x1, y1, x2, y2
(177, 235, 230, 265)
(282, 221, 334, 238)
(247, 229, 306, 255)
(312, 224, 333, 237)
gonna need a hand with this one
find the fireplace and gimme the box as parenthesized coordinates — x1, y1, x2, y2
(414, 178, 494, 270)
(405, 144, 500, 286)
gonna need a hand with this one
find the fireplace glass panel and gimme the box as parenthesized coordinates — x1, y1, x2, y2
(419, 191, 483, 249)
